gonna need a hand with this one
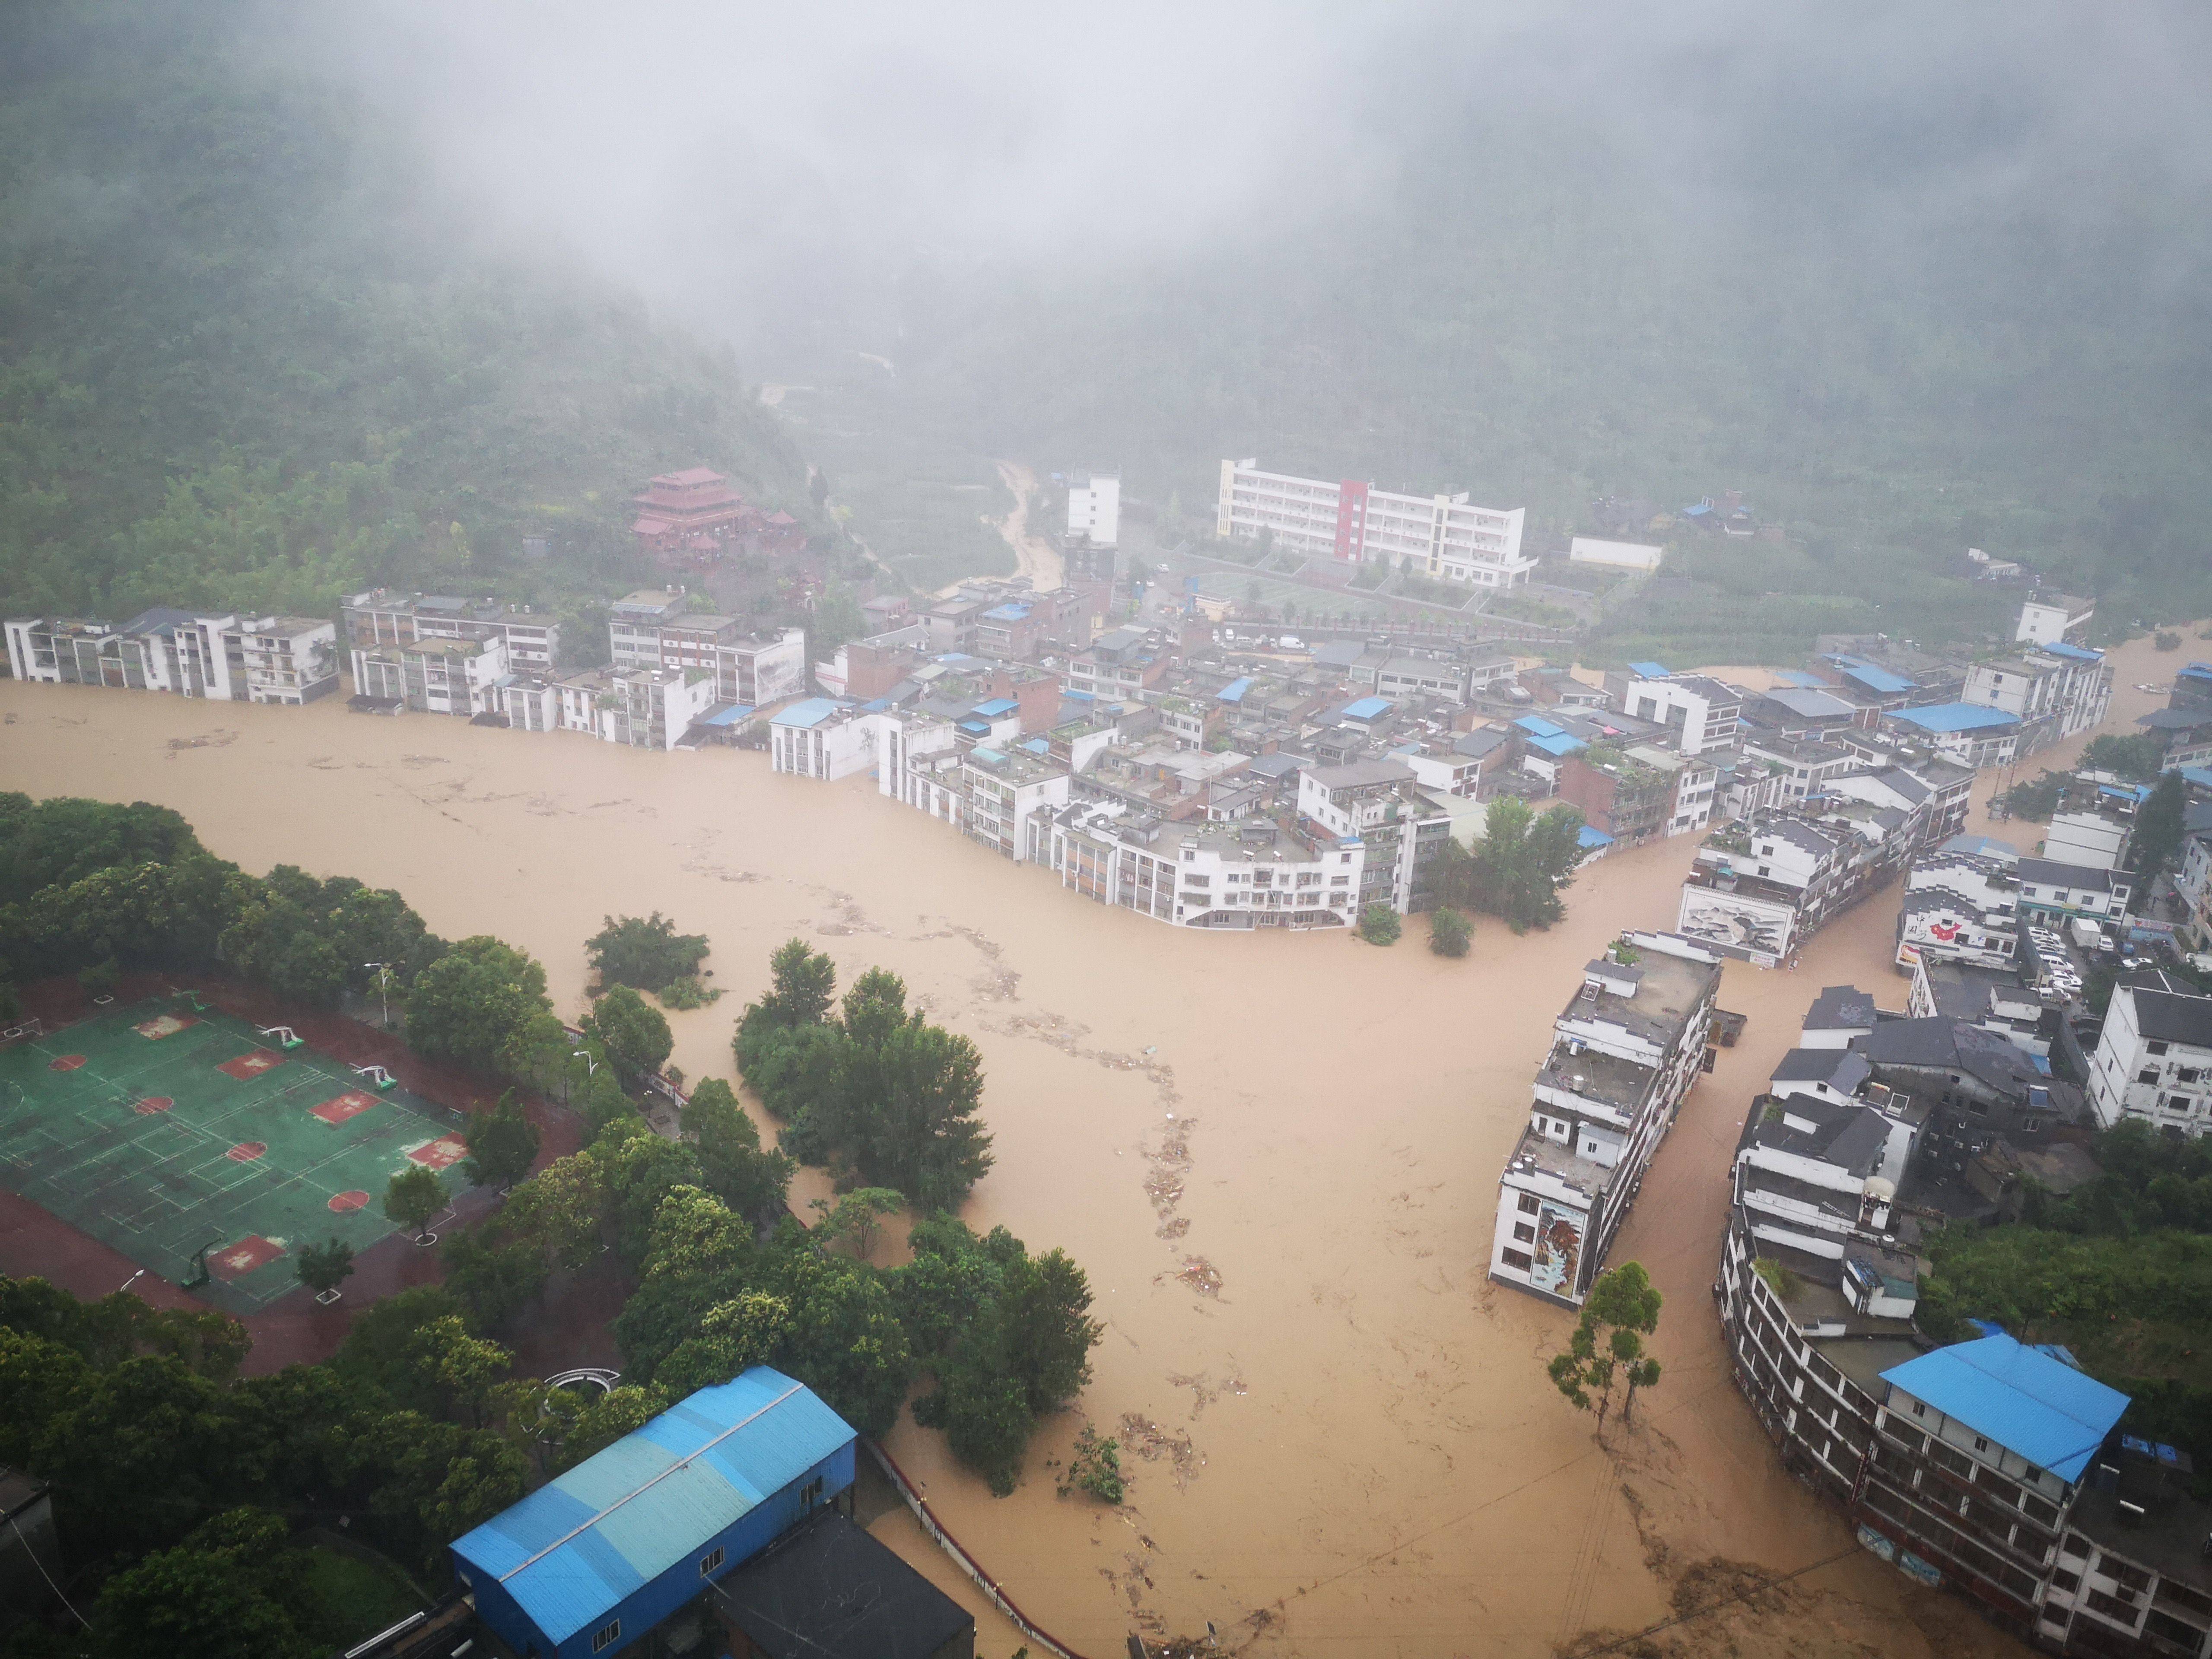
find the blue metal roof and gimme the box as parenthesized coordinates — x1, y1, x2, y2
(1513, 715, 1565, 737)
(1824, 654, 1915, 695)
(970, 697, 1019, 717)
(771, 698, 842, 728)
(1526, 731, 1586, 758)
(1020, 737, 1050, 755)
(1343, 696, 1393, 721)
(1577, 825, 1615, 849)
(452, 1370, 855, 1645)
(2181, 663, 2212, 682)
(699, 704, 755, 727)
(1879, 1335, 2126, 1483)
(981, 604, 1030, 621)
(957, 719, 990, 734)
(1216, 677, 1253, 704)
(1627, 661, 1670, 680)
(1770, 670, 1827, 688)
(1890, 702, 2021, 734)
(2040, 640, 2103, 662)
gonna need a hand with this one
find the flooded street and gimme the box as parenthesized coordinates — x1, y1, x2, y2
(0, 632, 2188, 1657)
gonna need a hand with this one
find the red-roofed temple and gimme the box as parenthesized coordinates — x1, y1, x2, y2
(631, 467, 754, 555)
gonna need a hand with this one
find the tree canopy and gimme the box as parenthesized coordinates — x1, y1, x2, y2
(587, 912, 710, 995)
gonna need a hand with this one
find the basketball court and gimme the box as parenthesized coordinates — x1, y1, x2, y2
(0, 995, 470, 1314)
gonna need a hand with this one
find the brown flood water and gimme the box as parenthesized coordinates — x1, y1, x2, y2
(0, 632, 2190, 1658)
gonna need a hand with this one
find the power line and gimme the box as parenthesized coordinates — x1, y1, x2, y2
(10, 1513, 90, 1630)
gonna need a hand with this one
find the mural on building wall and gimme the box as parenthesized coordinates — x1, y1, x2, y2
(1529, 1202, 1584, 1297)
(1677, 888, 1796, 959)
(1896, 908, 2011, 969)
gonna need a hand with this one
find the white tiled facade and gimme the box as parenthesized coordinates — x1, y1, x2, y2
(1215, 458, 1532, 586)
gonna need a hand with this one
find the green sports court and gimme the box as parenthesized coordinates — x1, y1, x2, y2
(0, 995, 470, 1315)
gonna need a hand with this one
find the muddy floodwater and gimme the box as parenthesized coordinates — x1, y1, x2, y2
(0, 634, 2190, 1657)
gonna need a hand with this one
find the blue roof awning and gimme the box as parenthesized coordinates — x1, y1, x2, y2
(1577, 826, 1615, 849)
(1216, 677, 1253, 704)
(1889, 702, 2021, 735)
(700, 704, 756, 727)
(1627, 661, 1670, 680)
(971, 697, 1019, 717)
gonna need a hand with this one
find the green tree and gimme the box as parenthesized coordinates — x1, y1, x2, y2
(92, 1508, 313, 1659)
(294, 1238, 354, 1299)
(404, 935, 550, 1074)
(587, 912, 709, 992)
(463, 1091, 542, 1191)
(588, 983, 674, 1077)
(2131, 770, 2187, 903)
(439, 1228, 549, 1332)
(2081, 733, 2168, 782)
(860, 1021, 995, 1210)
(680, 1078, 795, 1223)
(657, 1290, 793, 1398)
(1548, 1262, 1662, 1430)
(1359, 903, 1402, 945)
(749, 938, 839, 1030)
(1428, 906, 1471, 957)
(383, 1165, 448, 1244)
(1060, 1423, 1125, 1504)
(809, 1188, 905, 1262)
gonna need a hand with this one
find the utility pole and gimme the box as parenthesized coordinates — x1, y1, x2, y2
(362, 962, 394, 1027)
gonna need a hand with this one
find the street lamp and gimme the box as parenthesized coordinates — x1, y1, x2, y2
(362, 963, 394, 1027)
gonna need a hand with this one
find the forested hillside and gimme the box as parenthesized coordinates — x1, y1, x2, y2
(0, 3, 814, 625)
(773, 51, 2212, 655)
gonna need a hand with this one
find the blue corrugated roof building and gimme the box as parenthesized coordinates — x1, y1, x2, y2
(1889, 702, 2021, 735)
(1342, 695, 1394, 721)
(1880, 1335, 2127, 1484)
(771, 699, 844, 729)
(1822, 654, 1915, 695)
(1216, 676, 1253, 704)
(1628, 661, 1670, 680)
(970, 697, 1019, 718)
(452, 1369, 857, 1659)
(1526, 731, 1586, 759)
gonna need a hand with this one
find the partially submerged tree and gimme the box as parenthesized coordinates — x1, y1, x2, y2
(1428, 906, 1471, 957)
(588, 984, 674, 1077)
(1547, 1262, 1663, 1430)
(587, 912, 709, 993)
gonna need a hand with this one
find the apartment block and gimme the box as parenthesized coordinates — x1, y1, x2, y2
(1963, 645, 2112, 755)
(2087, 971, 2212, 1135)
(6, 610, 340, 704)
(1490, 934, 1723, 1306)
(1067, 472, 1120, 548)
(770, 699, 880, 782)
(1296, 760, 1455, 913)
(1897, 839, 2021, 971)
(1620, 672, 1744, 756)
(1215, 458, 1533, 587)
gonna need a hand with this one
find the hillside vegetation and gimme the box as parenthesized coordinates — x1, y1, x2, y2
(787, 73, 2212, 659)
(0, 3, 815, 626)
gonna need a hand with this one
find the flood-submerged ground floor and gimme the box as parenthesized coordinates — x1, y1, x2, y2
(1, 637, 2186, 1656)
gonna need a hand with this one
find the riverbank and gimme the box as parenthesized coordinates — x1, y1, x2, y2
(0, 636, 2187, 1654)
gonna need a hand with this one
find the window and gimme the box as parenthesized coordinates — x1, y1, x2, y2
(1513, 1222, 1535, 1244)
(1911, 1402, 1927, 1418)
(2149, 1041, 2170, 1056)
(1501, 1248, 1532, 1271)
(2139, 1068, 2161, 1085)
(1518, 1193, 1539, 1215)
(700, 1546, 725, 1576)
(1973, 1436, 1988, 1453)
(594, 1621, 622, 1653)
(801, 1476, 825, 1510)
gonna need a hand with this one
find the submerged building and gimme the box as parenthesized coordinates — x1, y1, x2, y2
(1489, 932, 1724, 1306)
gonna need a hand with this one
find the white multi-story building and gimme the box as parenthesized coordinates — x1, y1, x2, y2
(1047, 804, 1363, 930)
(2086, 971, 2212, 1133)
(342, 589, 559, 686)
(1066, 472, 1120, 548)
(1490, 934, 1723, 1306)
(1962, 646, 2111, 753)
(958, 744, 1072, 863)
(2015, 591, 2094, 647)
(1296, 760, 1456, 913)
(769, 698, 880, 781)
(606, 589, 805, 707)
(1896, 839, 2020, 971)
(353, 633, 508, 716)
(1215, 458, 1533, 587)
(1620, 672, 1744, 756)
(2044, 810, 2130, 872)
(6, 610, 339, 704)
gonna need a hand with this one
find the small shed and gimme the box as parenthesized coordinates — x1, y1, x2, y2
(451, 1369, 856, 1659)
